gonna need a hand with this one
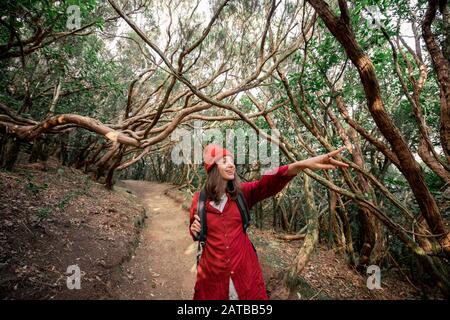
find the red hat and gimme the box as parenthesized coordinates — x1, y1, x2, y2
(203, 144, 233, 173)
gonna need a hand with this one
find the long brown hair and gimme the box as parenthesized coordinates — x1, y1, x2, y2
(205, 165, 241, 203)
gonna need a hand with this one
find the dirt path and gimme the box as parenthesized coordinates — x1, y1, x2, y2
(113, 180, 197, 299)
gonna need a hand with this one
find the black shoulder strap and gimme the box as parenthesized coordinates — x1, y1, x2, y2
(197, 189, 207, 243)
(236, 191, 256, 252)
(236, 190, 251, 233)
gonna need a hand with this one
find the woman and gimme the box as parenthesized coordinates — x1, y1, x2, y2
(189, 144, 348, 300)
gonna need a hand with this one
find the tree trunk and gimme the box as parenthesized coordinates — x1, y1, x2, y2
(0, 134, 21, 170)
(105, 146, 125, 190)
(285, 174, 319, 288)
(29, 137, 49, 163)
(336, 195, 356, 266)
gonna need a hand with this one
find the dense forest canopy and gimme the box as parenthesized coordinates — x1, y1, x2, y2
(0, 0, 449, 297)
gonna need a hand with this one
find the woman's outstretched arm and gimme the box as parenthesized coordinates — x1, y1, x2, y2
(240, 146, 349, 209)
(286, 146, 349, 175)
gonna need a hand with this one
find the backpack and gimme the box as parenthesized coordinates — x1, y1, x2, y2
(195, 188, 255, 266)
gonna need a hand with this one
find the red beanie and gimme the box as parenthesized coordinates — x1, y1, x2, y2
(203, 144, 233, 173)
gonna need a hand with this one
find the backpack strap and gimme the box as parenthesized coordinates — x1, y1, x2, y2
(236, 189, 251, 233)
(236, 190, 257, 253)
(196, 189, 207, 266)
(197, 189, 207, 243)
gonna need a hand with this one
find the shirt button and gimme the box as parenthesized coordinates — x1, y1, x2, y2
(231, 271, 234, 275)
(226, 246, 229, 249)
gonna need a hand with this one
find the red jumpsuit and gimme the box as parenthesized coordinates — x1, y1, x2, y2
(189, 165, 296, 300)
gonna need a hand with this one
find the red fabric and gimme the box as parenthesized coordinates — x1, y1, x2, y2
(189, 165, 296, 300)
(203, 144, 233, 173)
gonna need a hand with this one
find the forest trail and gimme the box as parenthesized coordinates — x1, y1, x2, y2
(113, 180, 197, 299)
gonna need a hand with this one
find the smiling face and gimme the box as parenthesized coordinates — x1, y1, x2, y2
(206, 154, 241, 202)
(216, 155, 235, 181)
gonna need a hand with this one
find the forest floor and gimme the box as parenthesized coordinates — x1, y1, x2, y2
(0, 156, 442, 299)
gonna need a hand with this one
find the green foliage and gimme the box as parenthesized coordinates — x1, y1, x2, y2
(36, 207, 52, 220)
(0, 0, 132, 121)
(26, 181, 49, 195)
(58, 192, 74, 209)
(424, 167, 447, 193)
(0, 0, 98, 31)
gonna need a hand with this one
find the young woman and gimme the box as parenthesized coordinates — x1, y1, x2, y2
(189, 144, 349, 300)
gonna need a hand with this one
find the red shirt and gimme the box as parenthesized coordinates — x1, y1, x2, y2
(189, 165, 296, 300)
